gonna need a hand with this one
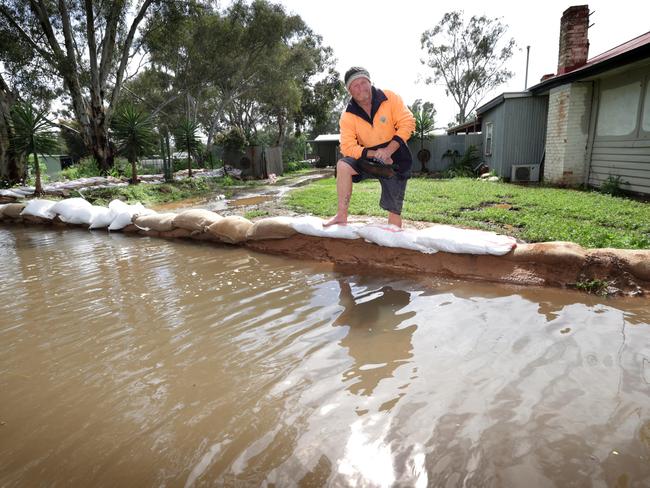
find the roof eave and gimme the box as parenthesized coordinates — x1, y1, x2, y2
(529, 43, 650, 93)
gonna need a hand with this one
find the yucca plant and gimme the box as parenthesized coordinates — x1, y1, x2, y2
(111, 104, 157, 184)
(173, 119, 201, 178)
(9, 102, 59, 196)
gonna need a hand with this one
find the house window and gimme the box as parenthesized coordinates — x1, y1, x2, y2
(485, 123, 493, 156)
(596, 80, 642, 137)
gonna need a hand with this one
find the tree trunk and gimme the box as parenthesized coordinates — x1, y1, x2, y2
(0, 76, 23, 185)
(33, 152, 42, 196)
(130, 157, 138, 185)
(187, 142, 192, 178)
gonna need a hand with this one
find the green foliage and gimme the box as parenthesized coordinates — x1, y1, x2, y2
(409, 99, 436, 150)
(441, 145, 481, 178)
(58, 120, 88, 162)
(287, 177, 650, 249)
(173, 119, 201, 176)
(283, 133, 307, 163)
(574, 279, 610, 296)
(244, 209, 269, 219)
(59, 157, 101, 180)
(284, 160, 312, 173)
(9, 101, 59, 193)
(599, 175, 629, 196)
(421, 11, 516, 124)
(216, 127, 248, 154)
(111, 105, 157, 161)
(111, 104, 157, 184)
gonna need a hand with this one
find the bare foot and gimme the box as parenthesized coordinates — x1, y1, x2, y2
(323, 215, 348, 227)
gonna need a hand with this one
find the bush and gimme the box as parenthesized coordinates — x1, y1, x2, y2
(599, 175, 628, 197)
(441, 145, 481, 178)
(59, 156, 101, 179)
(216, 127, 248, 154)
(283, 133, 307, 163)
(284, 160, 312, 173)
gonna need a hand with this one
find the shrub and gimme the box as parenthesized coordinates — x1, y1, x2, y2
(441, 145, 481, 178)
(599, 175, 628, 197)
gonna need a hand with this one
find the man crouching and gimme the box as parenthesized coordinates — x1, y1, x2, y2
(324, 66, 416, 228)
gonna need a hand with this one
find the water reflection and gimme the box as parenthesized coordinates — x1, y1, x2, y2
(1, 227, 649, 487)
(334, 279, 416, 399)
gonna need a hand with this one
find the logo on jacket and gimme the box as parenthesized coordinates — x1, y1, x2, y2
(380, 115, 387, 123)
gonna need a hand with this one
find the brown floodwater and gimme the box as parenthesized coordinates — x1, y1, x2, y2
(1, 226, 649, 487)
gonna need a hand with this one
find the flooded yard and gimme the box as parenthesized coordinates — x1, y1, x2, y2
(0, 226, 649, 486)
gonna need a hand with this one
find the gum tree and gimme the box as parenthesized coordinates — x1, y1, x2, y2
(421, 11, 515, 124)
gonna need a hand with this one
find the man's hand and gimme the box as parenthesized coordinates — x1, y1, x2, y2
(373, 146, 394, 163)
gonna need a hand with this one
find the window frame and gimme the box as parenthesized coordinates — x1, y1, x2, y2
(484, 122, 493, 156)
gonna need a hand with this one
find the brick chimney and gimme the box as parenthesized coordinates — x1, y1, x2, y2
(557, 5, 590, 75)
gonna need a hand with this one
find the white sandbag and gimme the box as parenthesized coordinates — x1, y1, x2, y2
(51, 197, 92, 222)
(416, 224, 517, 255)
(88, 206, 115, 229)
(357, 224, 430, 252)
(20, 199, 57, 220)
(109, 199, 152, 217)
(108, 211, 134, 230)
(107, 199, 152, 230)
(290, 216, 361, 240)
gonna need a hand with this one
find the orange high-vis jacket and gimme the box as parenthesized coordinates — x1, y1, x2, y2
(339, 87, 416, 174)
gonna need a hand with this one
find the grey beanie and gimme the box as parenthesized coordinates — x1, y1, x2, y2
(344, 66, 370, 90)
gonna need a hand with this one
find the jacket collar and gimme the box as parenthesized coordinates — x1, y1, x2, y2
(345, 86, 387, 124)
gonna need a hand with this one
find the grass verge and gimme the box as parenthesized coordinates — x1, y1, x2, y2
(285, 177, 650, 249)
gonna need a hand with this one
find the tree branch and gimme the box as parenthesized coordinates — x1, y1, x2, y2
(108, 0, 154, 121)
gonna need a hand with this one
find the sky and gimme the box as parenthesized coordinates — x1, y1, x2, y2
(275, 0, 650, 128)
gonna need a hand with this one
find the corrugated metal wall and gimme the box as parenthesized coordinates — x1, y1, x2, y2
(408, 134, 483, 172)
(502, 97, 548, 173)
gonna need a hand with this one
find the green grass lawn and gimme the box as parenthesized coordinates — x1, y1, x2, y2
(286, 177, 650, 249)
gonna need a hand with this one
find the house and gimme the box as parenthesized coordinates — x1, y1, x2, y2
(529, 5, 650, 195)
(473, 92, 548, 180)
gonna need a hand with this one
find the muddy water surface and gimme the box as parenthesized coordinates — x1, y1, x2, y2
(1, 226, 649, 487)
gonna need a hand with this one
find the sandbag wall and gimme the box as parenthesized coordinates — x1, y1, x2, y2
(1, 199, 649, 295)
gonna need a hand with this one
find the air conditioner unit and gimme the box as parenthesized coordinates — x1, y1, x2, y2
(511, 164, 540, 182)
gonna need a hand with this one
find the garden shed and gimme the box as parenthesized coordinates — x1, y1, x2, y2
(308, 134, 340, 167)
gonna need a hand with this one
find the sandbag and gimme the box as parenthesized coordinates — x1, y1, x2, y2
(51, 198, 92, 223)
(207, 216, 253, 244)
(2, 203, 26, 220)
(107, 199, 152, 231)
(133, 213, 177, 232)
(416, 224, 517, 256)
(290, 216, 361, 240)
(159, 228, 192, 239)
(357, 224, 428, 252)
(509, 242, 586, 264)
(20, 199, 57, 220)
(88, 206, 115, 229)
(108, 211, 134, 231)
(173, 209, 222, 232)
(246, 216, 297, 240)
